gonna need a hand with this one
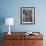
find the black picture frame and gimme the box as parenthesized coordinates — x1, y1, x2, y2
(21, 7, 35, 24)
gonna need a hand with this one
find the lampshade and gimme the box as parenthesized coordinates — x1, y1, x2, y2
(5, 18, 14, 25)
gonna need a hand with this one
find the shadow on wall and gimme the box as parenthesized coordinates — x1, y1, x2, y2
(0, 16, 5, 46)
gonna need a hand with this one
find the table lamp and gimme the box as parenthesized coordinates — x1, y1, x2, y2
(5, 18, 14, 35)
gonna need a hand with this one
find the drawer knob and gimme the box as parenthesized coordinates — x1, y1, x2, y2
(32, 42, 35, 44)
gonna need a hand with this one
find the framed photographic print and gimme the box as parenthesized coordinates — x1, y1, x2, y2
(21, 7, 35, 24)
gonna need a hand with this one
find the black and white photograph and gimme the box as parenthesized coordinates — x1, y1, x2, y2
(21, 7, 35, 24)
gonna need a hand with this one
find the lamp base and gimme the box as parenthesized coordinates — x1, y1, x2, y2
(8, 32, 11, 35)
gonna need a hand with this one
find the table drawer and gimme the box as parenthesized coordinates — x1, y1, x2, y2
(4, 40, 16, 46)
(4, 35, 24, 40)
(24, 40, 43, 46)
(25, 35, 43, 40)
(4, 40, 24, 46)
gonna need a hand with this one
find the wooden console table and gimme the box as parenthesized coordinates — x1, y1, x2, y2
(4, 32, 43, 46)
